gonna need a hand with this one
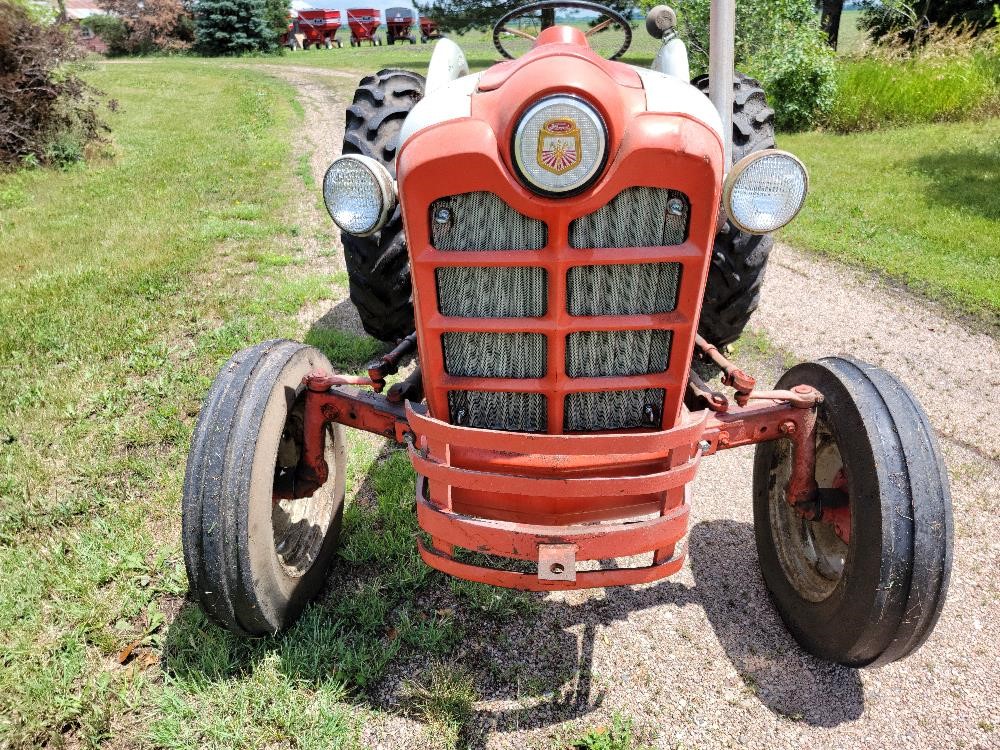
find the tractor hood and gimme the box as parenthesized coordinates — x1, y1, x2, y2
(398, 36, 724, 154)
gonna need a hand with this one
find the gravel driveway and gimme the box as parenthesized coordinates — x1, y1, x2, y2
(269, 66, 1000, 750)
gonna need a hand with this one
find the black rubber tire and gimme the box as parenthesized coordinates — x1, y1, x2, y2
(341, 68, 425, 342)
(693, 72, 777, 347)
(182, 340, 347, 636)
(753, 357, 952, 666)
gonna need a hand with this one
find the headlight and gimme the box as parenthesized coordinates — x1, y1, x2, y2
(322, 155, 396, 236)
(723, 149, 808, 234)
(512, 95, 607, 196)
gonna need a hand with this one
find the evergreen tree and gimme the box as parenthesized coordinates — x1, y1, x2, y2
(262, 0, 291, 46)
(194, 0, 275, 55)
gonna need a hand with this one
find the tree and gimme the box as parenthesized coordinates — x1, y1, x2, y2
(96, 0, 194, 54)
(262, 0, 290, 46)
(647, 0, 836, 130)
(194, 0, 274, 55)
(819, 0, 843, 48)
(859, 0, 996, 43)
(1, 1, 108, 167)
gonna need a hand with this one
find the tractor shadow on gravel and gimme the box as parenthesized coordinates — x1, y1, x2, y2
(164, 484, 863, 744)
(449, 520, 864, 740)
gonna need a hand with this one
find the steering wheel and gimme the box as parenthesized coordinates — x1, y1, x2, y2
(492, 0, 633, 61)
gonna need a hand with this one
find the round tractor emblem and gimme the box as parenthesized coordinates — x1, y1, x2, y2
(537, 117, 582, 175)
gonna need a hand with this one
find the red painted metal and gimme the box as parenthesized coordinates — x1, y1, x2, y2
(347, 8, 380, 45)
(289, 374, 827, 588)
(296, 9, 342, 48)
(396, 46, 725, 435)
(281, 33, 829, 591)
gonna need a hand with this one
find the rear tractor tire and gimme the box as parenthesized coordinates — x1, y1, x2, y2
(753, 357, 952, 666)
(182, 340, 347, 635)
(340, 68, 425, 342)
(694, 72, 777, 347)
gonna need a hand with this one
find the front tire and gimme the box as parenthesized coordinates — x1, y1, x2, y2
(694, 72, 776, 347)
(753, 357, 952, 666)
(182, 340, 347, 635)
(341, 68, 425, 342)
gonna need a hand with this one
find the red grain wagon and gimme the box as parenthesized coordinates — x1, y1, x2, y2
(385, 6, 416, 45)
(419, 15, 441, 43)
(347, 8, 382, 46)
(296, 8, 343, 49)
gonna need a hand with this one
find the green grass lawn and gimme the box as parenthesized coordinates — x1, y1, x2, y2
(0, 58, 543, 749)
(781, 118, 1000, 326)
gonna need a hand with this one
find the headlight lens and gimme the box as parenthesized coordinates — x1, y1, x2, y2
(513, 95, 607, 196)
(322, 155, 395, 236)
(723, 150, 808, 234)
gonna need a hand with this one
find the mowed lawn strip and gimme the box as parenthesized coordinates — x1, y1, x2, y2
(780, 118, 1000, 326)
(0, 60, 354, 748)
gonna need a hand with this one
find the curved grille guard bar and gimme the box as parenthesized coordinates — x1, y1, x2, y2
(287, 371, 822, 590)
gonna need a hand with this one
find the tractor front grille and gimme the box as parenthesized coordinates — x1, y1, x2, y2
(565, 389, 667, 431)
(566, 330, 672, 377)
(442, 332, 546, 378)
(568, 187, 688, 248)
(566, 262, 681, 316)
(431, 192, 546, 251)
(448, 390, 547, 433)
(436, 267, 546, 318)
(428, 187, 690, 433)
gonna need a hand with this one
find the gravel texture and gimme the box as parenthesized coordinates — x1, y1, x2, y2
(274, 67, 1000, 750)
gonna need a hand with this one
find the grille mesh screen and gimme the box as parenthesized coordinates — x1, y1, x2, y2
(566, 330, 672, 377)
(567, 263, 680, 316)
(431, 192, 546, 251)
(448, 390, 546, 433)
(569, 188, 688, 249)
(436, 267, 547, 318)
(565, 389, 666, 431)
(442, 332, 546, 378)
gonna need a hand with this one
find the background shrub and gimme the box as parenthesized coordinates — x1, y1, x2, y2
(648, 0, 837, 131)
(860, 0, 996, 45)
(81, 14, 130, 55)
(0, 0, 108, 168)
(826, 24, 1000, 131)
(95, 0, 193, 55)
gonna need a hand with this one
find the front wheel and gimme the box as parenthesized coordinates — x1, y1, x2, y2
(182, 340, 347, 635)
(753, 357, 952, 666)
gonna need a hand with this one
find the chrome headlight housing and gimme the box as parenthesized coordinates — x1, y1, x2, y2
(723, 149, 809, 234)
(322, 154, 396, 236)
(512, 95, 607, 196)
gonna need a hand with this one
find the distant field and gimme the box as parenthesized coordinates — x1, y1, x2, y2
(837, 9, 867, 55)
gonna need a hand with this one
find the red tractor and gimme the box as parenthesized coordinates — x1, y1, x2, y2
(183, 0, 952, 668)
(347, 7, 381, 46)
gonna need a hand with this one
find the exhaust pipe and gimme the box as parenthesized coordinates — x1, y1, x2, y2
(708, 0, 735, 168)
